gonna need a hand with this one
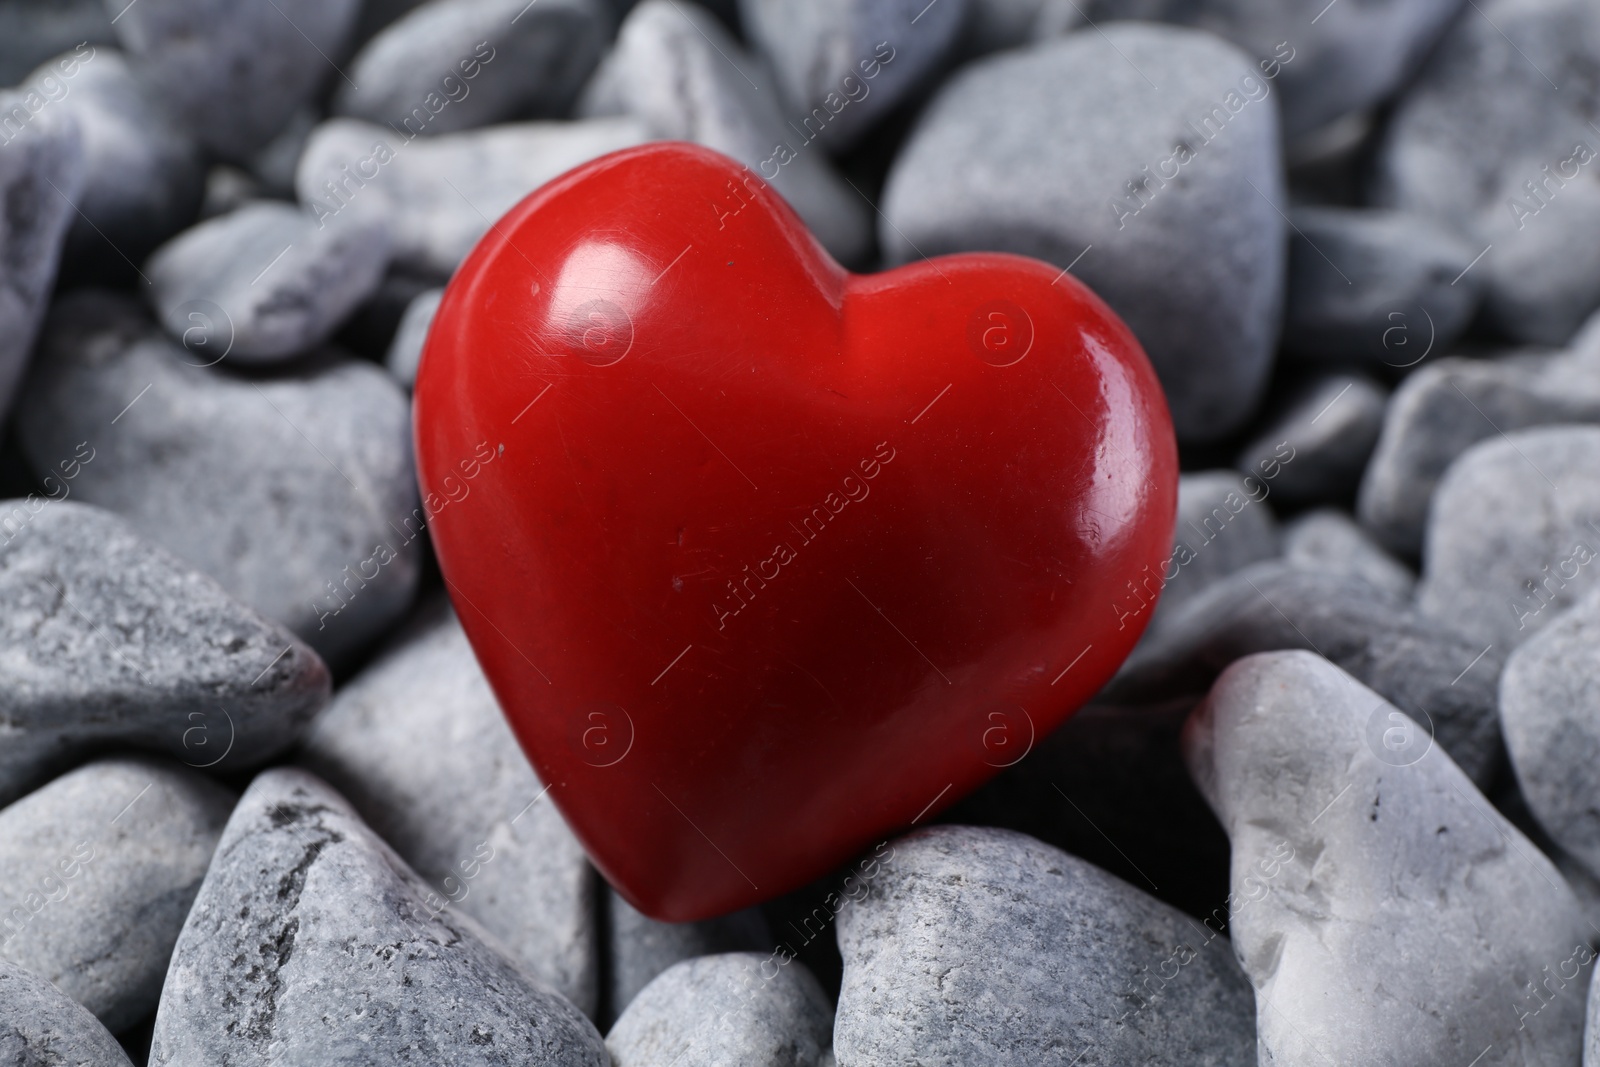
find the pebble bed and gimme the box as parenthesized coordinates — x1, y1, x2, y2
(2, 0, 1600, 1064)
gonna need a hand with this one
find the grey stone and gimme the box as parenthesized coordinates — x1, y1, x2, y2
(0, 88, 81, 425)
(739, 0, 966, 152)
(296, 116, 647, 277)
(0, 955, 131, 1067)
(880, 25, 1284, 442)
(297, 605, 599, 1015)
(606, 952, 832, 1067)
(0, 501, 328, 806)
(960, 0, 1083, 53)
(0, 0, 115, 87)
(1282, 206, 1481, 364)
(1417, 425, 1600, 650)
(1357, 347, 1600, 557)
(607, 890, 771, 1020)
(384, 286, 442, 388)
(1501, 588, 1600, 883)
(149, 768, 609, 1066)
(1587, 970, 1600, 1067)
(0, 757, 234, 1032)
(834, 825, 1256, 1067)
(1106, 561, 1504, 785)
(26, 46, 204, 273)
(17, 293, 420, 666)
(939, 699, 1231, 922)
(147, 201, 391, 363)
(578, 0, 871, 266)
(1084, 0, 1460, 138)
(1235, 373, 1387, 505)
(1185, 650, 1591, 1067)
(336, 0, 607, 133)
(1144, 469, 1279, 629)
(108, 0, 361, 163)
(1282, 507, 1415, 599)
(348, 0, 431, 52)
(1375, 0, 1600, 344)
(198, 165, 265, 220)
(247, 106, 318, 196)
(1552, 845, 1600, 937)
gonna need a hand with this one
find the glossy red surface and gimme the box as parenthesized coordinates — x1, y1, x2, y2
(414, 142, 1178, 921)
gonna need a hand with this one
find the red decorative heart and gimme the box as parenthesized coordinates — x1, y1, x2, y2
(414, 143, 1177, 920)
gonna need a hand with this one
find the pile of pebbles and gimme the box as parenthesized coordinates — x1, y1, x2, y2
(3, 0, 1600, 1063)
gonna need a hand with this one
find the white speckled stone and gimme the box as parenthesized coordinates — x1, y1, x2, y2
(1186, 651, 1591, 1067)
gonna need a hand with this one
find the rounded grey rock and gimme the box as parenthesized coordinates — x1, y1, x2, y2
(578, 0, 871, 266)
(1107, 561, 1503, 785)
(739, 0, 967, 152)
(960, 0, 1084, 54)
(26, 46, 204, 273)
(149, 767, 609, 1066)
(107, 0, 362, 162)
(1235, 373, 1387, 505)
(1357, 347, 1600, 557)
(336, 0, 607, 134)
(606, 890, 771, 1021)
(1375, 0, 1600, 345)
(1083, 0, 1461, 138)
(1501, 589, 1600, 883)
(385, 286, 443, 388)
(197, 165, 266, 221)
(296, 116, 647, 277)
(881, 25, 1285, 442)
(1282, 507, 1415, 599)
(1418, 425, 1600, 649)
(147, 201, 391, 363)
(0, 756, 234, 1032)
(0, 0, 115, 86)
(246, 106, 318, 197)
(606, 952, 832, 1067)
(0, 954, 132, 1067)
(348, 0, 433, 51)
(940, 700, 1231, 921)
(297, 605, 599, 1015)
(0, 500, 329, 806)
(17, 293, 421, 666)
(1282, 206, 1480, 364)
(0, 88, 81, 425)
(1144, 469, 1280, 630)
(1185, 651, 1591, 1067)
(834, 825, 1256, 1067)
